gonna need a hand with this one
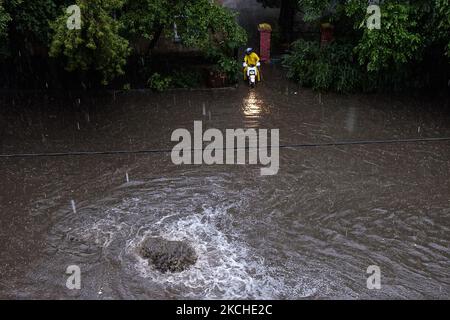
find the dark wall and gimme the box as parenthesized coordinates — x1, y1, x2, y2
(221, 0, 279, 52)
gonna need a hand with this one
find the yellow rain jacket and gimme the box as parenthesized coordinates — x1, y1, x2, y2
(243, 52, 261, 81)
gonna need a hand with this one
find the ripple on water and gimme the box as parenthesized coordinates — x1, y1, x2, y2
(53, 186, 323, 299)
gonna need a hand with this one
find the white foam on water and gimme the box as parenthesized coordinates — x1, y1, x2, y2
(126, 205, 322, 299)
(126, 209, 277, 299)
(63, 196, 322, 299)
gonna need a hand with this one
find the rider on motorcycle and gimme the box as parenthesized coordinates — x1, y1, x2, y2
(243, 48, 261, 82)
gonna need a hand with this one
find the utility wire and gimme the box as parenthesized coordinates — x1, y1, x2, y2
(1, 137, 449, 159)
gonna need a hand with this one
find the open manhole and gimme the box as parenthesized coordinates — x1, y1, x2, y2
(139, 237, 198, 273)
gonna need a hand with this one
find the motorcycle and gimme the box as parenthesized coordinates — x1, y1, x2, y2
(243, 62, 260, 88)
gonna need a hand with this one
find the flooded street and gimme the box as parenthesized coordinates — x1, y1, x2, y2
(1, 67, 449, 299)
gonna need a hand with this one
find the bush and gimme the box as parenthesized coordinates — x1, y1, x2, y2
(171, 69, 203, 88)
(284, 40, 320, 87)
(216, 56, 241, 84)
(312, 61, 333, 91)
(283, 39, 364, 93)
(147, 73, 172, 92)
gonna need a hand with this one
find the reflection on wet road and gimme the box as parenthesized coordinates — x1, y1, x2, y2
(243, 91, 262, 117)
(0, 67, 449, 299)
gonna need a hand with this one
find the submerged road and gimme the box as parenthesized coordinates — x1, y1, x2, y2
(0, 67, 449, 299)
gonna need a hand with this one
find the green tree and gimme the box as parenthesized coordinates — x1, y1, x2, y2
(346, 1, 423, 72)
(121, 0, 246, 57)
(50, 0, 130, 84)
(0, 1, 10, 38)
(120, 0, 246, 82)
(2, 0, 69, 50)
(121, 0, 169, 53)
(284, 0, 450, 90)
(430, 0, 450, 59)
(0, 0, 11, 54)
(297, 0, 335, 22)
(1, 0, 71, 85)
(179, 0, 247, 81)
(178, 0, 247, 57)
(345, 0, 449, 70)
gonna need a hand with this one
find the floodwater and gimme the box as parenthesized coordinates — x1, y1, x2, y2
(0, 67, 449, 299)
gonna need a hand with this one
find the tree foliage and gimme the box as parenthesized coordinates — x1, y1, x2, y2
(121, 0, 246, 56)
(121, 0, 170, 41)
(0, 0, 10, 50)
(346, 1, 422, 72)
(120, 0, 246, 82)
(49, 0, 130, 84)
(180, 1, 247, 56)
(345, 0, 450, 71)
(2, 0, 70, 47)
(432, 0, 450, 58)
(298, 0, 335, 22)
(283, 0, 450, 90)
(0, 0, 246, 86)
(283, 39, 362, 92)
(0, 1, 10, 38)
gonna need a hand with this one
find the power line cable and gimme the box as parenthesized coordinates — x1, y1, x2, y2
(1, 137, 449, 159)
